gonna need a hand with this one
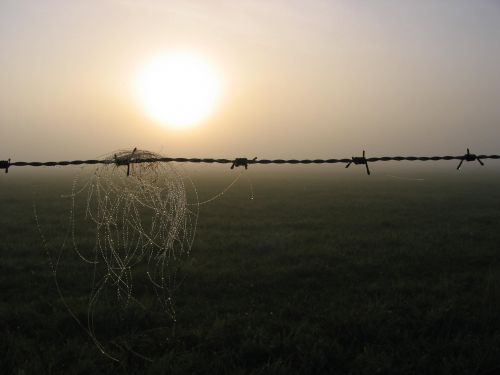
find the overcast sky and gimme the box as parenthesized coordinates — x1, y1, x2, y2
(1, 0, 499, 161)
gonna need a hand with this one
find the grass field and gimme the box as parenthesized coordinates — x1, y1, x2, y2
(1, 168, 500, 374)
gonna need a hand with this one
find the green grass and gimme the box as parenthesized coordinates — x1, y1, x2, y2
(1, 169, 500, 374)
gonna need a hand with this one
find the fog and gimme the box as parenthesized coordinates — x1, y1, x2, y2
(1, 0, 500, 162)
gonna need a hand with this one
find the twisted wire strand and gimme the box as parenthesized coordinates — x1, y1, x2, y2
(2, 153, 500, 172)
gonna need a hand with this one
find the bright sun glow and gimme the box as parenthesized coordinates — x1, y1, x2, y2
(136, 52, 221, 129)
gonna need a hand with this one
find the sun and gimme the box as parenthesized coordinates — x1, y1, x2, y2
(136, 52, 221, 129)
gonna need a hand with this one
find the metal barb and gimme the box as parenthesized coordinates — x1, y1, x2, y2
(231, 157, 257, 170)
(457, 148, 484, 170)
(114, 147, 137, 176)
(345, 150, 370, 175)
(0, 159, 11, 174)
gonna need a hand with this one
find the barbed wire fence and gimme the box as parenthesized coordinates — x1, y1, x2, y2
(1, 148, 498, 175)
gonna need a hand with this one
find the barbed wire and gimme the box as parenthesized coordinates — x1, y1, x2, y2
(1, 148, 499, 175)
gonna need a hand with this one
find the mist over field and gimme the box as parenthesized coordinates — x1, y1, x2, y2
(2, 170, 500, 373)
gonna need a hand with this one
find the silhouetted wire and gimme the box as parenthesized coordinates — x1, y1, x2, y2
(2, 148, 499, 175)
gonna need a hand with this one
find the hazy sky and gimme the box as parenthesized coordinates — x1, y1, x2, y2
(1, 0, 499, 161)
